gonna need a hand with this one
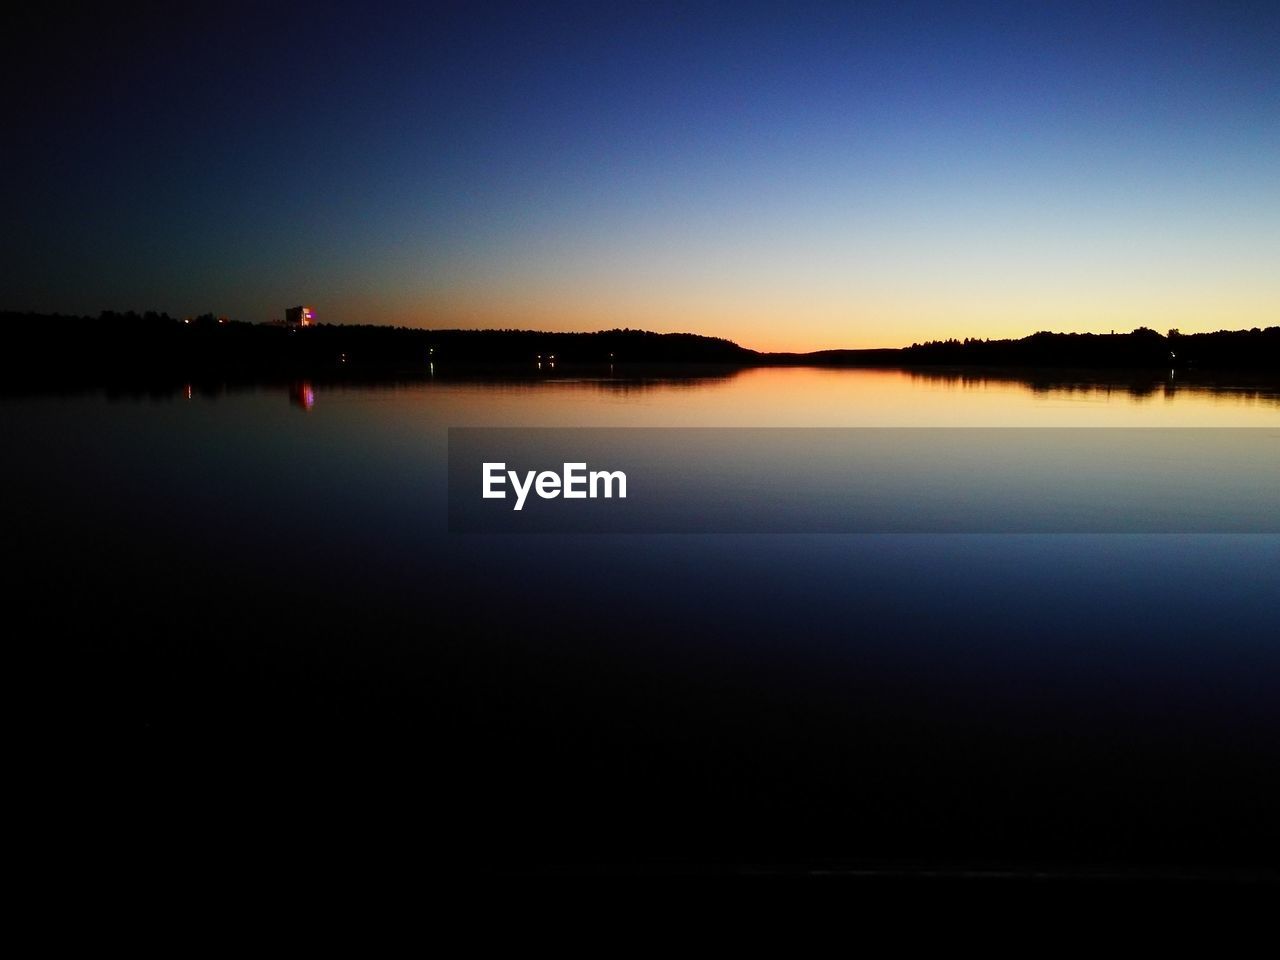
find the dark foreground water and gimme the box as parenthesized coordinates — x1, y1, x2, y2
(7, 367, 1279, 879)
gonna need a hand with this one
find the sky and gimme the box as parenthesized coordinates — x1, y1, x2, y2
(4, 1, 1278, 351)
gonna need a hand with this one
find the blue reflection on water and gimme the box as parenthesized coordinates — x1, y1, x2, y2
(5, 375, 1278, 871)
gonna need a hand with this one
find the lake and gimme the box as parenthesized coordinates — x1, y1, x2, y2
(7, 366, 1279, 878)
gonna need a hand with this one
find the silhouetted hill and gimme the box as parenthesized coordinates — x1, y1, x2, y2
(772, 327, 1280, 370)
(0, 311, 755, 386)
(2, 312, 1276, 388)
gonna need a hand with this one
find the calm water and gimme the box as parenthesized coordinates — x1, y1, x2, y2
(9, 367, 1279, 876)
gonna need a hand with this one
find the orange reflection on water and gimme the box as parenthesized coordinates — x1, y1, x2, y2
(297, 366, 1280, 432)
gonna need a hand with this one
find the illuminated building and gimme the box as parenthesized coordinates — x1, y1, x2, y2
(285, 305, 315, 327)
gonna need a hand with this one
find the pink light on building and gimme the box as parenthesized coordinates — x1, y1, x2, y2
(285, 305, 316, 327)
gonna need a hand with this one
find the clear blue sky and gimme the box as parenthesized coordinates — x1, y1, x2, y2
(4, 1, 1277, 349)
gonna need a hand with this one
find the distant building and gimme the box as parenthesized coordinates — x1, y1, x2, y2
(285, 305, 315, 327)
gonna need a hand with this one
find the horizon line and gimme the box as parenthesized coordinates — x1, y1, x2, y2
(6, 307, 1278, 357)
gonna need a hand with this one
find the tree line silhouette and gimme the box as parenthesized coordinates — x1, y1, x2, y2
(767, 326, 1280, 369)
(0, 310, 753, 387)
(2, 311, 1276, 388)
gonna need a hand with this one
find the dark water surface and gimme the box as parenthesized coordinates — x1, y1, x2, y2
(7, 367, 1279, 878)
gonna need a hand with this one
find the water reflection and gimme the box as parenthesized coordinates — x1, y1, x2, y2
(904, 367, 1280, 404)
(5, 362, 1278, 874)
(288, 380, 315, 411)
(6, 365, 1280, 427)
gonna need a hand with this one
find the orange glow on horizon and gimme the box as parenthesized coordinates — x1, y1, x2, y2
(356, 296, 1280, 354)
(357, 364, 1280, 429)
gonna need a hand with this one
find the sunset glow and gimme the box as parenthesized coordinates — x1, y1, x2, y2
(5, 4, 1276, 350)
